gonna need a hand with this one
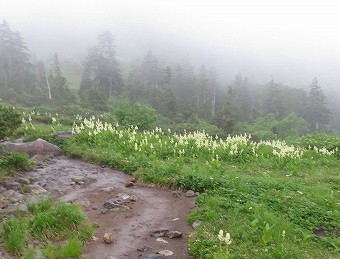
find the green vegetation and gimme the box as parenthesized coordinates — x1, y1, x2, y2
(0, 148, 32, 178)
(0, 105, 22, 140)
(62, 116, 339, 258)
(1, 198, 93, 258)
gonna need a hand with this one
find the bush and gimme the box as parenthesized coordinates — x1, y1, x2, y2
(114, 100, 157, 130)
(0, 105, 22, 140)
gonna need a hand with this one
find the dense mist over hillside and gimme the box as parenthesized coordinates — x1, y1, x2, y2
(2, 0, 339, 88)
(1, 0, 340, 134)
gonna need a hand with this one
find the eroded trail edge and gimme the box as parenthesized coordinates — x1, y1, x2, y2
(15, 156, 195, 258)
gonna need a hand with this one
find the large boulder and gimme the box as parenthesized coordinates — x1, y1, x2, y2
(1, 138, 63, 157)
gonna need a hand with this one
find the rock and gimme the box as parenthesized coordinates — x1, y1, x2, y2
(70, 181, 76, 185)
(31, 154, 45, 165)
(100, 208, 110, 214)
(92, 206, 99, 210)
(137, 244, 152, 252)
(101, 186, 114, 192)
(185, 190, 196, 197)
(1, 138, 63, 157)
(0, 200, 9, 209)
(71, 176, 97, 185)
(1, 190, 25, 203)
(3, 181, 21, 191)
(195, 192, 200, 196)
(130, 195, 138, 202)
(116, 193, 130, 201)
(26, 194, 49, 204)
(25, 185, 47, 195)
(16, 177, 30, 185)
(103, 198, 124, 209)
(150, 229, 169, 237)
(138, 254, 166, 259)
(130, 177, 137, 183)
(91, 236, 98, 241)
(74, 198, 91, 208)
(167, 231, 182, 238)
(155, 238, 168, 243)
(192, 219, 202, 229)
(158, 250, 174, 256)
(150, 229, 182, 238)
(0, 204, 28, 215)
(172, 190, 181, 198)
(55, 131, 73, 138)
(105, 256, 116, 259)
(103, 233, 114, 244)
(125, 181, 134, 187)
(0, 185, 6, 192)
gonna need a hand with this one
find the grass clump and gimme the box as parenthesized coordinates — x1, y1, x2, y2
(0, 148, 33, 178)
(1, 198, 93, 258)
(2, 218, 29, 254)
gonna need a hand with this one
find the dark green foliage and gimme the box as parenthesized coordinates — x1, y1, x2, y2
(114, 100, 157, 129)
(79, 31, 123, 107)
(306, 78, 330, 131)
(0, 105, 22, 140)
(235, 113, 309, 140)
(48, 53, 76, 105)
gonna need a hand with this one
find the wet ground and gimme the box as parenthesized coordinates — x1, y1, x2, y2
(24, 156, 195, 258)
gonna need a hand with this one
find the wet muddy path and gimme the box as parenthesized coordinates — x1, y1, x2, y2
(25, 156, 195, 258)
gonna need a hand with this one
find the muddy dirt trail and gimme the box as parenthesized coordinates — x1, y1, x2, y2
(26, 156, 196, 258)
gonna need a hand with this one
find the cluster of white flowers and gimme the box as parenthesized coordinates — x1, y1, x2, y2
(71, 117, 337, 161)
(218, 230, 232, 245)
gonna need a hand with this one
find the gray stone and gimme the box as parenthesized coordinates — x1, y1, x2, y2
(25, 184, 47, 195)
(192, 219, 202, 229)
(130, 195, 138, 202)
(125, 181, 134, 187)
(138, 254, 166, 259)
(101, 186, 114, 192)
(16, 177, 30, 185)
(1, 190, 25, 203)
(3, 181, 21, 191)
(1, 138, 63, 157)
(137, 244, 152, 252)
(172, 190, 181, 198)
(149, 229, 169, 237)
(103, 198, 124, 209)
(116, 193, 130, 201)
(71, 176, 96, 185)
(158, 250, 174, 256)
(185, 190, 196, 197)
(167, 231, 182, 238)
(0, 199, 9, 209)
(31, 154, 45, 165)
(55, 131, 73, 138)
(100, 208, 110, 214)
(0, 204, 28, 216)
(0, 185, 6, 192)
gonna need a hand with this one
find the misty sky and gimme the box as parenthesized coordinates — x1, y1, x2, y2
(1, 0, 340, 88)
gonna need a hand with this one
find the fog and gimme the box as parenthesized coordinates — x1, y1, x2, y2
(1, 0, 340, 88)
